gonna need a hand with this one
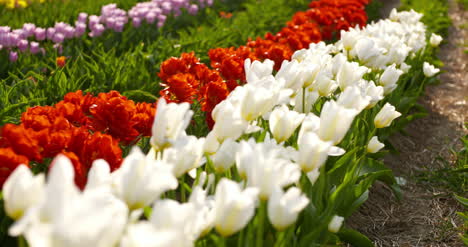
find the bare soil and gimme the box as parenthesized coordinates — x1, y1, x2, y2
(347, 0, 468, 246)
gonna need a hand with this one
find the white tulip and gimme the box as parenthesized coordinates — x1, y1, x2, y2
(357, 80, 384, 108)
(318, 101, 358, 145)
(151, 98, 193, 151)
(297, 131, 333, 172)
(10, 155, 128, 247)
(214, 179, 259, 237)
(292, 88, 319, 113)
(336, 61, 369, 90)
(337, 86, 371, 112)
(150, 200, 198, 240)
(211, 99, 248, 142)
(306, 168, 320, 185)
(211, 138, 239, 173)
(269, 105, 305, 143)
(3, 165, 44, 220)
(162, 135, 205, 178)
(245, 155, 301, 200)
(374, 103, 401, 128)
(240, 84, 278, 121)
(268, 187, 309, 230)
(85, 159, 112, 193)
(112, 147, 178, 210)
(297, 113, 321, 145)
(430, 33, 443, 47)
(120, 222, 192, 247)
(367, 136, 385, 153)
(423, 62, 440, 77)
(328, 215, 344, 233)
(244, 58, 274, 84)
(354, 38, 381, 64)
(379, 64, 403, 95)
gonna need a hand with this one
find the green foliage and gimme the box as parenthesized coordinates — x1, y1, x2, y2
(0, 0, 310, 126)
(399, 0, 451, 36)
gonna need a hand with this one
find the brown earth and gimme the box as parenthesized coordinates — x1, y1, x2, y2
(347, 0, 468, 246)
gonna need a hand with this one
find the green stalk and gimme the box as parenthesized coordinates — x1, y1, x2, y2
(256, 201, 267, 247)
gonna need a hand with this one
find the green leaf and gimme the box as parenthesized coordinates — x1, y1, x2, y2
(454, 194, 468, 207)
(337, 228, 374, 247)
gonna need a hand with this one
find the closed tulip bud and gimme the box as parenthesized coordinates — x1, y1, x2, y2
(151, 98, 193, 151)
(269, 105, 305, 143)
(367, 136, 385, 153)
(3, 165, 45, 220)
(318, 101, 358, 145)
(328, 215, 344, 233)
(430, 33, 442, 47)
(379, 64, 403, 95)
(374, 103, 401, 128)
(214, 179, 259, 237)
(423, 62, 440, 77)
(297, 131, 332, 172)
(268, 187, 309, 230)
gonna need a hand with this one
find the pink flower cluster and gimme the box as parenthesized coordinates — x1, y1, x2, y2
(1, 0, 213, 62)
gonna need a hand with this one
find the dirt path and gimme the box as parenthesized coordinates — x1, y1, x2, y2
(347, 0, 468, 246)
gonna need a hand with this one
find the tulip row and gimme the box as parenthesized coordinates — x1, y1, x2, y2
(1, 0, 213, 61)
(0, 90, 155, 188)
(159, 0, 371, 128)
(1, 8, 443, 246)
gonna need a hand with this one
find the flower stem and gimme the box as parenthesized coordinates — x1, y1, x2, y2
(256, 201, 266, 247)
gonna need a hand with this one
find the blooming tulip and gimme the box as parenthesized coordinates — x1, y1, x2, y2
(297, 131, 332, 172)
(112, 147, 178, 210)
(379, 64, 403, 95)
(162, 135, 205, 178)
(430, 33, 442, 47)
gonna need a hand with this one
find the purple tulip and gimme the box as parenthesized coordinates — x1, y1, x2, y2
(30, 42, 40, 54)
(18, 39, 28, 52)
(34, 28, 46, 41)
(78, 13, 88, 23)
(47, 28, 56, 40)
(9, 51, 18, 62)
(52, 33, 65, 43)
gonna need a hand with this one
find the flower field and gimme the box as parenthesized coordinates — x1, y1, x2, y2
(0, 0, 466, 246)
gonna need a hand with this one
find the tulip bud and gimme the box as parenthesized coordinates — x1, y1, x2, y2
(374, 103, 401, 128)
(269, 105, 305, 143)
(214, 179, 259, 237)
(423, 62, 440, 77)
(430, 33, 442, 47)
(328, 215, 344, 233)
(367, 136, 385, 153)
(379, 64, 403, 95)
(211, 138, 238, 173)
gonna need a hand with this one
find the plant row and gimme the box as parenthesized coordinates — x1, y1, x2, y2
(0, 0, 213, 61)
(1, 7, 444, 246)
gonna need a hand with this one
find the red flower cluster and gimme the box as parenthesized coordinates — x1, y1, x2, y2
(158, 0, 370, 127)
(158, 52, 229, 128)
(0, 90, 156, 188)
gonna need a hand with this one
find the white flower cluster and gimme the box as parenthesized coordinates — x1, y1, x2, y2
(3, 9, 442, 247)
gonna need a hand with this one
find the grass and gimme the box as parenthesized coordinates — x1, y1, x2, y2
(0, 0, 311, 126)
